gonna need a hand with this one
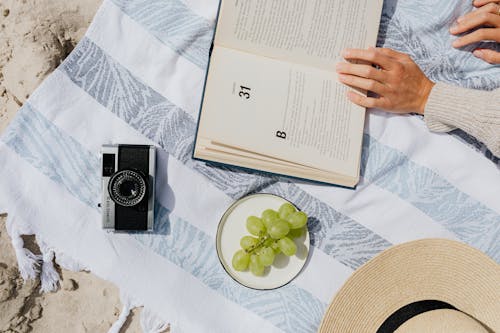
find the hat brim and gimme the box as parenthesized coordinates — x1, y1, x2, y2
(318, 239, 500, 332)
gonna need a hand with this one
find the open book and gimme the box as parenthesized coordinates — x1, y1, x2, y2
(194, 0, 384, 187)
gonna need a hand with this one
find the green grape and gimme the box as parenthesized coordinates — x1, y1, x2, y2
(249, 260, 265, 276)
(240, 236, 259, 251)
(250, 254, 259, 265)
(258, 247, 275, 267)
(287, 226, 306, 239)
(264, 237, 274, 247)
(278, 237, 297, 256)
(232, 250, 250, 271)
(287, 211, 308, 229)
(237, 206, 305, 275)
(268, 219, 290, 239)
(261, 209, 279, 229)
(246, 216, 266, 236)
(271, 241, 281, 254)
(249, 254, 265, 276)
(278, 202, 296, 220)
(265, 218, 277, 232)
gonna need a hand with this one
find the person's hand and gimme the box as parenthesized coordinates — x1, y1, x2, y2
(336, 47, 435, 115)
(450, 0, 500, 64)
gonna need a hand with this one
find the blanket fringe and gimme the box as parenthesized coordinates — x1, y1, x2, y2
(5, 215, 41, 281)
(4, 214, 168, 333)
(108, 293, 134, 333)
(141, 308, 169, 333)
(38, 240, 60, 293)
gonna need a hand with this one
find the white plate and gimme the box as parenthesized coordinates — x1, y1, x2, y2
(216, 193, 310, 290)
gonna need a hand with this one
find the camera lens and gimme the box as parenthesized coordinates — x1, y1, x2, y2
(108, 170, 147, 207)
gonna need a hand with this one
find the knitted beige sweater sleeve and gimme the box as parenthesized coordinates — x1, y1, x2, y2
(424, 83, 500, 157)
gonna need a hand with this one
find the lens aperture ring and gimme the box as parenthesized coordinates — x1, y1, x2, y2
(108, 170, 147, 207)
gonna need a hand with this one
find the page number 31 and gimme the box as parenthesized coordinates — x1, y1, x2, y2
(239, 85, 251, 99)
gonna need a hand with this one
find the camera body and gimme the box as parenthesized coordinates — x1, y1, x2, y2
(101, 144, 155, 231)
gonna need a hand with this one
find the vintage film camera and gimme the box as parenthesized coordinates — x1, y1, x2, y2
(101, 145, 155, 231)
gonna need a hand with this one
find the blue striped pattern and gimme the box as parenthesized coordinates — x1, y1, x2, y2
(111, 0, 213, 69)
(60, 37, 499, 262)
(265, 182, 390, 268)
(2, 104, 100, 208)
(0, 102, 326, 332)
(60, 37, 394, 269)
(1, 0, 499, 332)
(134, 216, 326, 332)
(361, 135, 500, 260)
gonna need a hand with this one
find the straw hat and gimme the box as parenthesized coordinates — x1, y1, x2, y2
(319, 239, 500, 333)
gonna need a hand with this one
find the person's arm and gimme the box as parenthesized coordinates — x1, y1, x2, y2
(425, 83, 500, 156)
(335, 0, 500, 156)
(336, 47, 500, 156)
(421, 0, 500, 155)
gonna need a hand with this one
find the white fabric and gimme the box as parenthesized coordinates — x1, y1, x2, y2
(0, 0, 498, 332)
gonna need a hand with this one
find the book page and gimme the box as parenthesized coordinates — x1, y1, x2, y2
(196, 46, 364, 177)
(196, 144, 357, 187)
(215, 0, 383, 70)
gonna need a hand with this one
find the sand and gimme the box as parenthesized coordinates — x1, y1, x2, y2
(0, 0, 153, 332)
(0, 0, 99, 130)
(0, 216, 143, 333)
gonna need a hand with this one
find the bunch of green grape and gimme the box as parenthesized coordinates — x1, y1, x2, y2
(231, 202, 308, 276)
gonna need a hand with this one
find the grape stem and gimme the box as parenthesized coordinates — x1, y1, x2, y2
(245, 234, 269, 255)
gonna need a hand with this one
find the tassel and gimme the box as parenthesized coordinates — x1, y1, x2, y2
(6, 217, 41, 281)
(5, 215, 41, 280)
(108, 296, 133, 333)
(39, 248, 60, 293)
(140, 308, 169, 333)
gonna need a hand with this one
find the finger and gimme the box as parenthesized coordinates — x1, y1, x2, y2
(338, 74, 387, 95)
(452, 28, 500, 48)
(472, 0, 500, 8)
(346, 91, 385, 109)
(451, 12, 500, 35)
(461, 2, 500, 19)
(342, 48, 395, 70)
(450, 6, 500, 34)
(473, 48, 500, 64)
(455, 2, 500, 28)
(335, 62, 387, 82)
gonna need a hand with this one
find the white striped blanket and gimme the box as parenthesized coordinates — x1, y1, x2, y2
(0, 0, 499, 332)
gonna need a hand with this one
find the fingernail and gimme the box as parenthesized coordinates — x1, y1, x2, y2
(452, 39, 460, 48)
(335, 63, 342, 71)
(473, 49, 483, 58)
(449, 24, 458, 33)
(342, 49, 350, 57)
(457, 17, 464, 23)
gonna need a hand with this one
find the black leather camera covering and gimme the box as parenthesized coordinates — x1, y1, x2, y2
(115, 145, 150, 231)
